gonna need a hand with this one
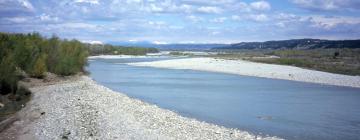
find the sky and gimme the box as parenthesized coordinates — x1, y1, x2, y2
(0, 0, 360, 44)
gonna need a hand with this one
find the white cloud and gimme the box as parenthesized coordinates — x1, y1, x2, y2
(126, 0, 142, 4)
(276, 13, 299, 20)
(180, 0, 236, 5)
(152, 40, 168, 44)
(210, 17, 227, 23)
(39, 14, 59, 22)
(18, 0, 35, 11)
(82, 40, 103, 44)
(0, 0, 35, 14)
(249, 14, 268, 22)
(292, 0, 360, 11)
(308, 15, 360, 29)
(197, 6, 222, 14)
(149, 3, 164, 12)
(61, 22, 99, 30)
(1, 0, 360, 43)
(148, 21, 166, 25)
(186, 15, 203, 22)
(4, 16, 28, 23)
(231, 15, 242, 21)
(250, 1, 271, 11)
(211, 31, 221, 35)
(144, 2, 194, 13)
(169, 25, 184, 29)
(74, 0, 100, 5)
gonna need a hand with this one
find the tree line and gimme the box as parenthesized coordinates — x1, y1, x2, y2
(86, 43, 159, 56)
(0, 32, 89, 94)
(0, 32, 160, 95)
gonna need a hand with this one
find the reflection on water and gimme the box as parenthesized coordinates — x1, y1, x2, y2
(87, 57, 360, 140)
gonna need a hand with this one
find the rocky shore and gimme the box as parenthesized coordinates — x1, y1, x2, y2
(0, 76, 280, 140)
(129, 57, 360, 88)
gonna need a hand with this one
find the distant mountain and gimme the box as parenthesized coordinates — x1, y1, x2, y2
(154, 44, 229, 51)
(213, 39, 360, 50)
(107, 41, 229, 51)
(107, 41, 156, 48)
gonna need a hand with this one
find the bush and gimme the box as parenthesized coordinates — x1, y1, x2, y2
(53, 40, 88, 75)
(0, 32, 89, 94)
(0, 54, 18, 94)
(30, 54, 47, 78)
(86, 43, 159, 56)
(277, 58, 314, 67)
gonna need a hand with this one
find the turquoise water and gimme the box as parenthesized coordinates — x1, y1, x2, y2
(87, 57, 360, 140)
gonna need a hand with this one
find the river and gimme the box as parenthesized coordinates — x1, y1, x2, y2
(87, 57, 360, 140)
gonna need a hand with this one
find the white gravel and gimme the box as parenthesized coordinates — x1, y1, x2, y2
(129, 57, 360, 88)
(2, 76, 281, 140)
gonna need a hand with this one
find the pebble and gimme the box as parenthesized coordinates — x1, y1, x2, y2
(14, 76, 282, 140)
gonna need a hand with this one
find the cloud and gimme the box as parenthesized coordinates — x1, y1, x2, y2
(292, 0, 360, 11)
(3, 16, 28, 23)
(249, 14, 269, 22)
(0, 0, 359, 43)
(18, 0, 35, 11)
(180, 0, 236, 5)
(60, 22, 100, 30)
(210, 17, 227, 23)
(268, 13, 360, 39)
(197, 6, 222, 14)
(142, 1, 194, 14)
(250, 1, 271, 11)
(231, 15, 242, 21)
(74, 0, 100, 5)
(39, 14, 59, 22)
(308, 16, 360, 29)
(81, 40, 103, 44)
(0, 0, 35, 16)
(186, 15, 203, 22)
(152, 40, 168, 44)
(210, 31, 220, 36)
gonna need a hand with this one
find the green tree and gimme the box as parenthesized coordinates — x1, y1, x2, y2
(30, 54, 47, 78)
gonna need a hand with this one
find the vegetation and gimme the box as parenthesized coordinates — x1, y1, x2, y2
(0, 32, 160, 95)
(214, 39, 360, 50)
(0, 32, 159, 120)
(169, 51, 193, 56)
(87, 44, 159, 56)
(0, 32, 89, 95)
(211, 49, 360, 76)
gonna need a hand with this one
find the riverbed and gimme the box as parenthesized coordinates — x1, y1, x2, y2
(87, 57, 360, 140)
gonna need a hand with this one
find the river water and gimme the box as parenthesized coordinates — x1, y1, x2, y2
(87, 57, 360, 140)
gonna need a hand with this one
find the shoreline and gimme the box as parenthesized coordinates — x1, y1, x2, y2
(129, 57, 360, 88)
(0, 75, 280, 140)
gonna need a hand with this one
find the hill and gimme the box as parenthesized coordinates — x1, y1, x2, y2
(213, 39, 360, 50)
(154, 44, 228, 51)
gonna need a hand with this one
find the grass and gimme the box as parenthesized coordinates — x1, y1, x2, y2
(210, 48, 360, 76)
(169, 51, 194, 56)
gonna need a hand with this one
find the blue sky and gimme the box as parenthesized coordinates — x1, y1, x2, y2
(1, 0, 360, 44)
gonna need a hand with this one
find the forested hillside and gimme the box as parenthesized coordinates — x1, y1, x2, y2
(214, 39, 360, 50)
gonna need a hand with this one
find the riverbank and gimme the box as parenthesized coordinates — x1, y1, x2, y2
(129, 57, 360, 88)
(0, 75, 280, 140)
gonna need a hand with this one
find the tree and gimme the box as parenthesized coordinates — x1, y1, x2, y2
(30, 54, 47, 78)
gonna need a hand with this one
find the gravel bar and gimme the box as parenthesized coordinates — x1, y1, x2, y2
(129, 57, 360, 88)
(0, 76, 281, 140)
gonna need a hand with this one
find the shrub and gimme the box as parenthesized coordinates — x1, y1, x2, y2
(30, 54, 47, 78)
(86, 43, 159, 56)
(0, 54, 18, 94)
(0, 32, 89, 94)
(277, 58, 314, 67)
(53, 40, 89, 76)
